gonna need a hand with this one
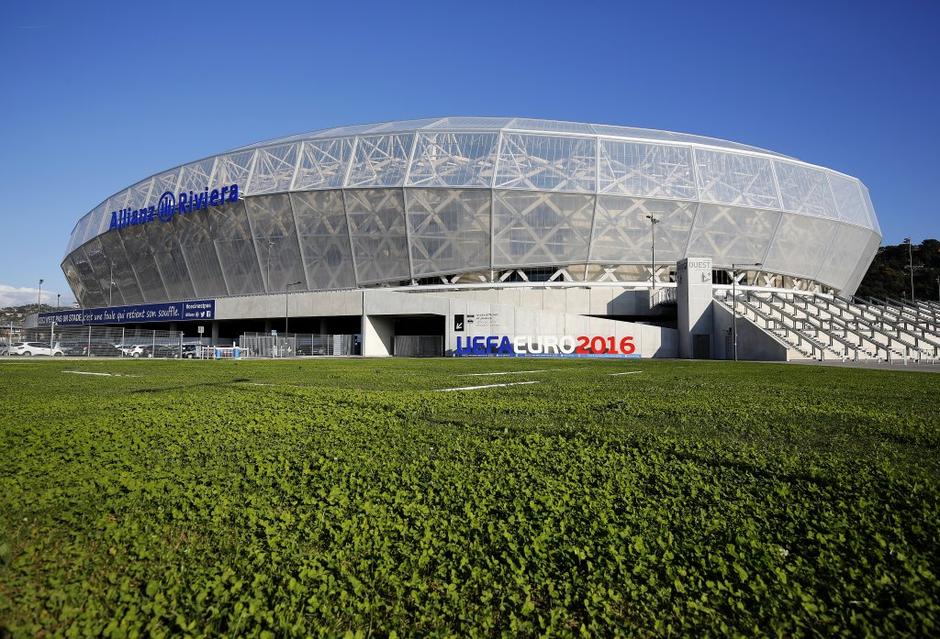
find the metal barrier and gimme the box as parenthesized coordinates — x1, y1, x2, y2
(238, 333, 359, 357)
(9, 325, 189, 358)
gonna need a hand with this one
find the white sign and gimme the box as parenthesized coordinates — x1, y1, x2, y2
(197, 325, 205, 335)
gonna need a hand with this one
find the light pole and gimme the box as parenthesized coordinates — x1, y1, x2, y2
(265, 239, 275, 293)
(904, 238, 915, 301)
(57, 293, 61, 310)
(731, 262, 762, 361)
(645, 214, 660, 291)
(37, 279, 44, 308)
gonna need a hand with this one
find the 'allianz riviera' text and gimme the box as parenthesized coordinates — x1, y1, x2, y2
(108, 184, 240, 231)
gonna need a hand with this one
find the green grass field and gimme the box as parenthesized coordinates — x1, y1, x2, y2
(1, 358, 938, 637)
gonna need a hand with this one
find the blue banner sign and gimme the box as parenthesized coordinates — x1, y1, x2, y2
(38, 300, 215, 326)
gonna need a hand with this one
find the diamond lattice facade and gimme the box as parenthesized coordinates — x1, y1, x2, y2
(62, 118, 881, 307)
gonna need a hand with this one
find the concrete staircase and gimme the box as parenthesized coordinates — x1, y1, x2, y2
(714, 290, 940, 363)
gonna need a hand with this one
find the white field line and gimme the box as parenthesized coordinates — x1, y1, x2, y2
(455, 369, 549, 377)
(608, 371, 642, 376)
(437, 381, 541, 392)
(62, 370, 139, 378)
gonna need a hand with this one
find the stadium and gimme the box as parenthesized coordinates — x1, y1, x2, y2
(44, 117, 923, 361)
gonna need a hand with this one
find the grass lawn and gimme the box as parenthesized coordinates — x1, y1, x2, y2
(0, 358, 938, 637)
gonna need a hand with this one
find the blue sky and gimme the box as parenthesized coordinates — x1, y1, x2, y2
(1, 0, 937, 305)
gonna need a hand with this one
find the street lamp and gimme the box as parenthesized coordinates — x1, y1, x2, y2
(108, 261, 115, 307)
(645, 214, 660, 291)
(37, 279, 44, 307)
(265, 239, 275, 293)
(731, 262, 762, 361)
(57, 293, 61, 310)
(903, 238, 915, 302)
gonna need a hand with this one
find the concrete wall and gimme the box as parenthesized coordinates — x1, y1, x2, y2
(712, 299, 790, 361)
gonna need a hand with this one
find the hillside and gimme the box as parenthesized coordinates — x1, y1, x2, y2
(856, 239, 940, 301)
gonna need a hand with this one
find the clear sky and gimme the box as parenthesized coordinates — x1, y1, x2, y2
(1, 0, 937, 305)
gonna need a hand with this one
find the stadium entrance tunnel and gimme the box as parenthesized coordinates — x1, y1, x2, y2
(362, 314, 445, 357)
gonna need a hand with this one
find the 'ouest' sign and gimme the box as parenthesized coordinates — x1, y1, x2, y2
(108, 184, 240, 231)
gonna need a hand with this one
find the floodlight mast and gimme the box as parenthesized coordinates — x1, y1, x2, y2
(646, 215, 660, 291)
(732, 262, 762, 362)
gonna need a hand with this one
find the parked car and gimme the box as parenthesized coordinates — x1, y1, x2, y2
(181, 344, 201, 359)
(114, 344, 146, 358)
(9, 341, 64, 356)
(141, 344, 182, 358)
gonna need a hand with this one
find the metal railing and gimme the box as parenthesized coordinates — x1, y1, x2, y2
(238, 333, 360, 358)
(7, 325, 190, 358)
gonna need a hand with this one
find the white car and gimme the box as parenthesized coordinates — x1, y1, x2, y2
(115, 344, 146, 358)
(10, 341, 64, 357)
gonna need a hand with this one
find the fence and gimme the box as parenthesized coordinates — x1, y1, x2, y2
(394, 335, 443, 357)
(7, 325, 195, 358)
(238, 333, 359, 357)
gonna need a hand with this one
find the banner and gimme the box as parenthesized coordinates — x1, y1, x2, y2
(38, 300, 215, 326)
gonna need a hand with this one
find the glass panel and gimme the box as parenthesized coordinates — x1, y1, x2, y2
(248, 143, 299, 195)
(210, 150, 255, 192)
(817, 223, 877, 293)
(290, 191, 357, 290)
(598, 141, 696, 199)
(590, 197, 695, 263)
(346, 134, 415, 187)
(494, 134, 595, 192)
(406, 132, 499, 187)
(773, 160, 837, 219)
(294, 138, 354, 190)
(859, 184, 881, 236)
(177, 158, 216, 195)
(693, 149, 780, 209)
(686, 204, 780, 268)
(492, 191, 594, 267)
(244, 194, 307, 292)
(828, 173, 871, 228)
(406, 188, 491, 276)
(762, 213, 838, 281)
(344, 188, 410, 283)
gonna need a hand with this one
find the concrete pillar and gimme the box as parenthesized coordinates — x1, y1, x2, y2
(361, 315, 394, 357)
(677, 257, 714, 359)
(210, 321, 219, 346)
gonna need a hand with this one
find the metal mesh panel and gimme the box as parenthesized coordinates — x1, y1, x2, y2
(406, 188, 491, 276)
(492, 191, 594, 267)
(176, 208, 229, 298)
(205, 201, 262, 295)
(406, 132, 499, 187)
(294, 138, 355, 191)
(686, 204, 780, 267)
(248, 143, 298, 195)
(693, 149, 780, 208)
(98, 231, 144, 304)
(117, 223, 168, 302)
(22, 326, 186, 358)
(72, 247, 106, 307)
(244, 194, 307, 292)
(60, 255, 89, 308)
(773, 160, 838, 219)
(84, 238, 127, 306)
(590, 196, 695, 263)
(344, 189, 410, 282)
(291, 191, 357, 290)
(495, 134, 596, 192)
(828, 173, 872, 229)
(598, 141, 696, 199)
(346, 134, 415, 187)
(144, 213, 197, 301)
(762, 213, 838, 280)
